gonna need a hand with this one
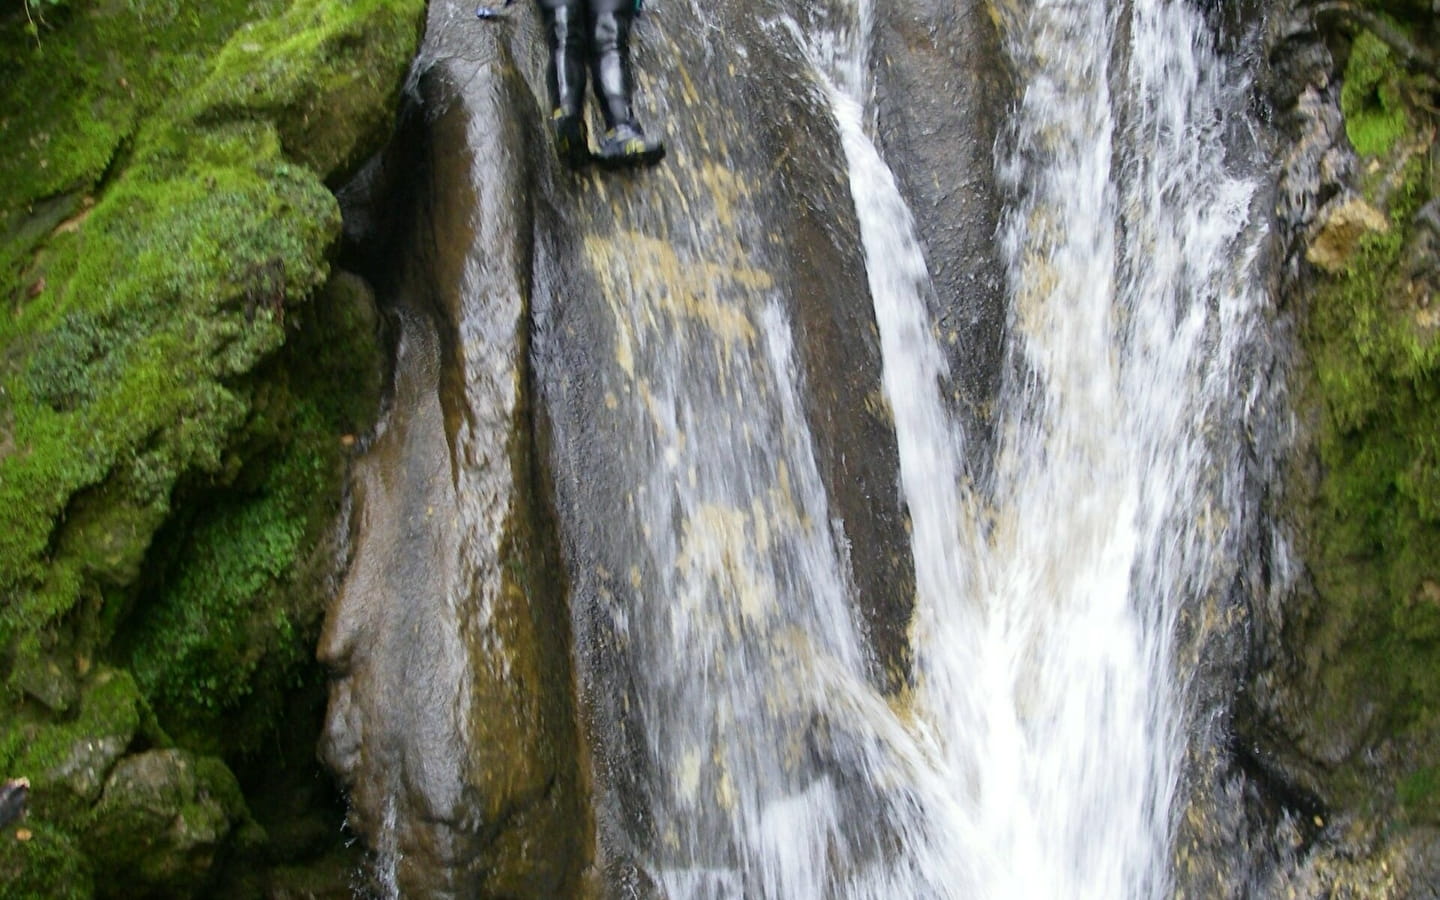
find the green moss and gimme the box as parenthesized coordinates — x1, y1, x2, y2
(1307, 195, 1431, 422)
(0, 667, 166, 835)
(1399, 765, 1440, 821)
(0, 130, 339, 666)
(1300, 68, 1440, 809)
(125, 402, 332, 735)
(1341, 28, 1410, 158)
(0, 0, 286, 229)
(0, 0, 416, 893)
(189, 0, 426, 178)
(13, 668, 141, 765)
(0, 819, 94, 900)
(0, 0, 420, 674)
(121, 268, 384, 753)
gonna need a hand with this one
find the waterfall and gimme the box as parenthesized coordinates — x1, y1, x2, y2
(340, 0, 1273, 893)
(801, 0, 1270, 897)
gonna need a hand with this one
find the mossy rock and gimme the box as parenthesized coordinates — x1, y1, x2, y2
(0, 0, 421, 894)
(1341, 29, 1411, 158)
(0, 0, 420, 653)
(1, 669, 150, 818)
(0, 819, 95, 900)
(0, 0, 417, 705)
(1293, 5, 1440, 823)
(0, 668, 166, 899)
(0, 116, 340, 671)
(121, 276, 383, 752)
(187, 0, 428, 179)
(87, 748, 251, 898)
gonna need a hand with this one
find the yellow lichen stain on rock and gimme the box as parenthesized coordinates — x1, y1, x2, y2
(1307, 195, 1392, 274)
(581, 150, 774, 387)
(769, 460, 805, 531)
(676, 504, 773, 627)
(693, 162, 755, 231)
(750, 496, 772, 555)
(676, 63, 702, 109)
(678, 748, 702, 802)
(583, 230, 765, 374)
(716, 765, 736, 812)
(1014, 247, 1062, 341)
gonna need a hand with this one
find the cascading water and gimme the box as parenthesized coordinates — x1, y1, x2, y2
(797, 0, 1270, 897)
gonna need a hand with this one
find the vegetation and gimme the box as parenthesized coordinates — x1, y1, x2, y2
(1297, 3, 1440, 824)
(0, 0, 420, 892)
(1340, 30, 1411, 157)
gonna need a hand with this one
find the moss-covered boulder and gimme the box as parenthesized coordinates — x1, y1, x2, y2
(0, 0, 422, 894)
(88, 748, 250, 897)
(3, 669, 154, 817)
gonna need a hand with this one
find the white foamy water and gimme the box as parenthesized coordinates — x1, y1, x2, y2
(797, 0, 1270, 897)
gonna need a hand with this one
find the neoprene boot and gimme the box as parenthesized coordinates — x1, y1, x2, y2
(589, 0, 665, 168)
(540, 0, 590, 168)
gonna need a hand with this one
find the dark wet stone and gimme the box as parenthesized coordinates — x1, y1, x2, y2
(0, 779, 28, 830)
(317, 27, 585, 898)
(874, 0, 1012, 462)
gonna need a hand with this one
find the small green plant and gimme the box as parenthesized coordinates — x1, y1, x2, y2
(1341, 29, 1410, 158)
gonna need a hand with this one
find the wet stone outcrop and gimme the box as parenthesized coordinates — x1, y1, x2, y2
(525, 1, 926, 888)
(873, 0, 1011, 462)
(1220, 0, 1440, 894)
(316, 33, 585, 898)
(312, 0, 1026, 892)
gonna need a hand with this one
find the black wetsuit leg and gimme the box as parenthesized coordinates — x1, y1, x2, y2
(588, 0, 663, 165)
(536, 0, 588, 118)
(587, 0, 637, 132)
(536, 0, 591, 166)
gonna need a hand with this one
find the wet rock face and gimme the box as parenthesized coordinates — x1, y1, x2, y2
(1222, 0, 1440, 894)
(315, 0, 1021, 891)
(873, 0, 1011, 457)
(317, 43, 584, 898)
(524, 1, 934, 883)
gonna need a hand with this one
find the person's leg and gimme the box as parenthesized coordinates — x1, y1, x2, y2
(587, 0, 664, 166)
(536, 0, 590, 167)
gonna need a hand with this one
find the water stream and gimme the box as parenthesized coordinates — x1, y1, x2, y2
(798, 0, 1269, 897)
